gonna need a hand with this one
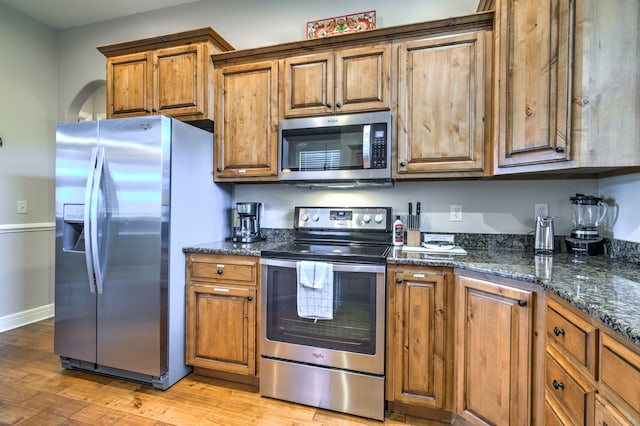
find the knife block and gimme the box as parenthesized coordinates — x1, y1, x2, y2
(406, 230, 421, 247)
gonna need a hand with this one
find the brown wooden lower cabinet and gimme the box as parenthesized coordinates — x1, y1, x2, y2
(547, 294, 640, 426)
(385, 265, 454, 422)
(185, 253, 260, 385)
(598, 332, 640, 424)
(454, 272, 543, 426)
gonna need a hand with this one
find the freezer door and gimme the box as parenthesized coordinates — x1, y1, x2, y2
(95, 117, 169, 376)
(54, 121, 99, 363)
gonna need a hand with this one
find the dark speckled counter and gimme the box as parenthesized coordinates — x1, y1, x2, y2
(389, 248, 640, 346)
(184, 240, 290, 257)
(184, 241, 640, 347)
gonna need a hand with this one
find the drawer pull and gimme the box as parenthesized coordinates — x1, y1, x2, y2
(217, 269, 223, 275)
(553, 327, 565, 336)
(552, 380, 565, 390)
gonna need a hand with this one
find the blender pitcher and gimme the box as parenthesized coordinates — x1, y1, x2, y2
(570, 194, 609, 231)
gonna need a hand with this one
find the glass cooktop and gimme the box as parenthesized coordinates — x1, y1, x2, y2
(261, 242, 390, 264)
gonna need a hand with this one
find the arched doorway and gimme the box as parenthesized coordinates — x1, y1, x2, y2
(66, 80, 106, 122)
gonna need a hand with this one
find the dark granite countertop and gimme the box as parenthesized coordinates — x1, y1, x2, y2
(184, 241, 640, 346)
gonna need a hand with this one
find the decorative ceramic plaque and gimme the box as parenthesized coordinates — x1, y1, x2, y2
(306, 10, 376, 40)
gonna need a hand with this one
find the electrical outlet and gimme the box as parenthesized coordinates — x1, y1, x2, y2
(534, 203, 549, 218)
(450, 204, 462, 222)
(17, 200, 28, 214)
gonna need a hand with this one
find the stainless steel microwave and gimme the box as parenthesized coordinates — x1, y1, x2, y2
(278, 112, 392, 184)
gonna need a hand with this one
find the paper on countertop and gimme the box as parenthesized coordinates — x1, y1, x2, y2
(402, 245, 467, 255)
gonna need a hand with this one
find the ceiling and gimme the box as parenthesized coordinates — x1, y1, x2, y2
(0, 0, 202, 30)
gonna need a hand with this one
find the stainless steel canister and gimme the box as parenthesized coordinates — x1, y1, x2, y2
(535, 216, 555, 254)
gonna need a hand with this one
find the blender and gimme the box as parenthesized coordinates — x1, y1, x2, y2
(565, 194, 609, 255)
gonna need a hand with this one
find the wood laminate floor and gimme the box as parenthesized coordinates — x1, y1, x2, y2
(0, 319, 443, 425)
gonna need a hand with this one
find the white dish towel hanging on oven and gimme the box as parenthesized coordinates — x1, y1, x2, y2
(296, 260, 334, 320)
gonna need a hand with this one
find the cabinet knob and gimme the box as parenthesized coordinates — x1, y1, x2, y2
(400, 161, 407, 167)
(555, 146, 565, 153)
(518, 299, 527, 307)
(326, 103, 332, 108)
(552, 380, 564, 390)
(395, 278, 403, 284)
(336, 102, 342, 108)
(216, 167, 222, 172)
(553, 327, 565, 336)
(152, 108, 157, 113)
(144, 109, 151, 113)
(247, 296, 253, 301)
(217, 269, 223, 275)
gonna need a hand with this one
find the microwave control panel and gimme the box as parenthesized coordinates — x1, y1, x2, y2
(371, 125, 387, 169)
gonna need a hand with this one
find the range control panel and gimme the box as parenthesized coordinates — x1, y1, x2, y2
(294, 207, 391, 231)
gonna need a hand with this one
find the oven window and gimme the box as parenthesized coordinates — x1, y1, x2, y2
(264, 265, 377, 355)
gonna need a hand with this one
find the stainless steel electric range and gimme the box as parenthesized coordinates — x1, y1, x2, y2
(259, 206, 392, 421)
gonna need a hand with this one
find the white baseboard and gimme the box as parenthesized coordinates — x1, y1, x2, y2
(0, 304, 54, 333)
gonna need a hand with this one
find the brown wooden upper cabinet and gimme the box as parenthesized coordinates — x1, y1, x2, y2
(492, 0, 640, 174)
(213, 60, 279, 181)
(395, 31, 491, 179)
(98, 28, 234, 129)
(280, 44, 390, 118)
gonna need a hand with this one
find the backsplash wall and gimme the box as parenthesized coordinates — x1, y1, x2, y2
(232, 179, 600, 237)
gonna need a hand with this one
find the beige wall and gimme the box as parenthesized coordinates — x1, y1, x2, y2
(0, 3, 57, 329)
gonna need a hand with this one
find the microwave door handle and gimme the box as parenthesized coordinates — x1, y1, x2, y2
(362, 125, 371, 169)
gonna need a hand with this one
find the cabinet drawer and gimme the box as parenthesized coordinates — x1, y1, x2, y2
(596, 395, 635, 426)
(545, 352, 594, 425)
(599, 333, 640, 421)
(547, 298, 598, 377)
(188, 254, 258, 285)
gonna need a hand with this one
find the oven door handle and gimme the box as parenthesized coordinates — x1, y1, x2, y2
(259, 257, 385, 273)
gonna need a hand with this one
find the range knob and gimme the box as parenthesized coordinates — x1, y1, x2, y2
(311, 214, 320, 222)
(300, 214, 309, 222)
(362, 214, 372, 223)
(374, 214, 384, 223)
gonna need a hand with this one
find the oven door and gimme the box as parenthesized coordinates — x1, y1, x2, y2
(260, 258, 385, 375)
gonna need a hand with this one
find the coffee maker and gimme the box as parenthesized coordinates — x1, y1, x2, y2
(565, 194, 608, 255)
(232, 202, 262, 243)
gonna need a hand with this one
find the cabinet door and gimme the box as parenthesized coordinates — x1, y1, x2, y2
(154, 44, 204, 117)
(387, 268, 451, 410)
(186, 283, 256, 376)
(455, 275, 533, 426)
(494, 0, 574, 168)
(396, 32, 489, 177)
(106, 52, 153, 118)
(335, 44, 390, 114)
(214, 61, 279, 180)
(281, 52, 334, 117)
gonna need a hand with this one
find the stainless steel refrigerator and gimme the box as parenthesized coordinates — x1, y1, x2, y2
(54, 116, 230, 389)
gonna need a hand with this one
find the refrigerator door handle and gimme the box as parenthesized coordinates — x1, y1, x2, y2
(84, 147, 99, 293)
(90, 147, 106, 294)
